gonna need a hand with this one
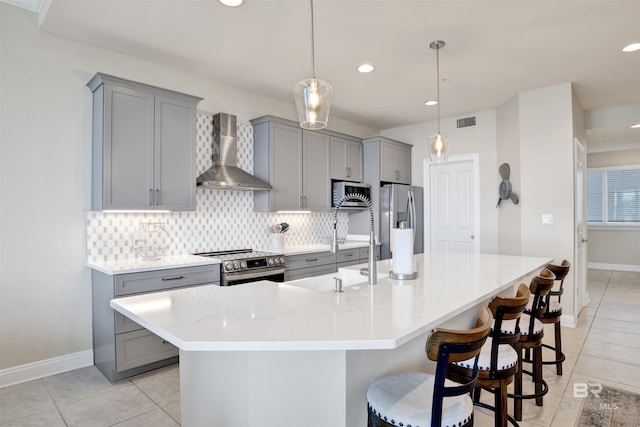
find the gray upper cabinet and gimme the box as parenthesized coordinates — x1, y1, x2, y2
(252, 116, 331, 212)
(330, 136, 363, 182)
(87, 73, 202, 211)
(368, 137, 412, 184)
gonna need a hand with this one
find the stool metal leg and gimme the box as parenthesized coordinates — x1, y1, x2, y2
(554, 322, 563, 375)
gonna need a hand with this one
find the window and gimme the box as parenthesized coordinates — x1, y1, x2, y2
(587, 166, 640, 226)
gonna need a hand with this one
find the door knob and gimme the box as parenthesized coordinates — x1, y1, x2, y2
(470, 235, 475, 240)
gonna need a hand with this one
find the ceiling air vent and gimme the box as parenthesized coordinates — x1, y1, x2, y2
(456, 116, 477, 129)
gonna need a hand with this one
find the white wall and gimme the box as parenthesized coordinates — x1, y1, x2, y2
(518, 83, 577, 317)
(496, 96, 522, 255)
(0, 4, 376, 374)
(381, 110, 499, 254)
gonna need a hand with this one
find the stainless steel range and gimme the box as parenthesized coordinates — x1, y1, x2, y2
(194, 249, 285, 286)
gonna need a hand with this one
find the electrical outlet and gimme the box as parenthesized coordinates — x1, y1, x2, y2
(542, 214, 554, 224)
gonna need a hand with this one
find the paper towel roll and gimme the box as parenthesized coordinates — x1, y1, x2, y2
(392, 228, 414, 274)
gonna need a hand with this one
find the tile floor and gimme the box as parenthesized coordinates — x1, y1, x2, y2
(1, 269, 638, 427)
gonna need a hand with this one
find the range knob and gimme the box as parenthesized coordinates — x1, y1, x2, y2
(268, 258, 275, 266)
(240, 261, 247, 270)
(280, 257, 285, 265)
(273, 258, 280, 265)
(225, 262, 234, 271)
(233, 261, 240, 270)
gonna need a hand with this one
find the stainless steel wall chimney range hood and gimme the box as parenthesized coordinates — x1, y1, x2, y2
(196, 113, 271, 191)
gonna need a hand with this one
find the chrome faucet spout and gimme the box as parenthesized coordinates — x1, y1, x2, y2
(332, 193, 377, 285)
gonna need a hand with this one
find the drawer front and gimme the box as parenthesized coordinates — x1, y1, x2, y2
(359, 246, 381, 261)
(285, 264, 337, 281)
(285, 252, 335, 271)
(115, 265, 220, 296)
(115, 311, 143, 334)
(115, 329, 178, 372)
(337, 248, 359, 263)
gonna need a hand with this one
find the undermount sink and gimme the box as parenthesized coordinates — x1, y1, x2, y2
(286, 268, 388, 291)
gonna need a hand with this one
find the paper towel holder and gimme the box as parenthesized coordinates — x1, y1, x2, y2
(390, 221, 418, 280)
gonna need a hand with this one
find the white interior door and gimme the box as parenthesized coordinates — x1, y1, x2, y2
(424, 154, 480, 253)
(575, 139, 588, 312)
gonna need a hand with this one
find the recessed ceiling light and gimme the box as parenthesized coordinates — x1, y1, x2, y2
(424, 100, 438, 106)
(219, 0, 243, 7)
(357, 64, 375, 73)
(622, 42, 640, 52)
(631, 123, 640, 128)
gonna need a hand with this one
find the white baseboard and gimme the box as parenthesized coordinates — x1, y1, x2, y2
(561, 314, 577, 328)
(588, 262, 640, 272)
(0, 350, 93, 389)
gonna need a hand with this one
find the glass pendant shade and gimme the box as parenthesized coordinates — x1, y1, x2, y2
(294, 78, 332, 129)
(428, 132, 449, 162)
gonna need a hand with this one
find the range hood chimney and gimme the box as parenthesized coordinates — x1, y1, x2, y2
(196, 113, 271, 191)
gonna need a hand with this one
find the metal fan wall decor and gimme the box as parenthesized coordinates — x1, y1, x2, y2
(496, 163, 519, 207)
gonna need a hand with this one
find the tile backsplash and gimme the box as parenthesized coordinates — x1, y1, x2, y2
(87, 114, 348, 262)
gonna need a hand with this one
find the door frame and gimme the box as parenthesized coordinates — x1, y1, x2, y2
(574, 138, 588, 318)
(423, 153, 481, 252)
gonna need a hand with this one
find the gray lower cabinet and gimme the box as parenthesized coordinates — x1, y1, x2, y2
(285, 251, 337, 281)
(251, 115, 331, 212)
(285, 246, 381, 280)
(92, 264, 220, 382)
(87, 73, 202, 211)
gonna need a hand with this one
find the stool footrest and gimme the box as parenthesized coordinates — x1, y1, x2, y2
(522, 343, 565, 366)
(473, 400, 520, 427)
(507, 369, 549, 400)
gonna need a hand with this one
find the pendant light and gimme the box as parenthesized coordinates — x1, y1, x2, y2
(294, 0, 332, 129)
(428, 40, 449, 162)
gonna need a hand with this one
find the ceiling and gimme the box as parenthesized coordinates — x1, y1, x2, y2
(11, 0, 640, 151)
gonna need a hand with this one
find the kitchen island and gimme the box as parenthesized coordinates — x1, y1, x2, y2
(111, 252, 550, 427)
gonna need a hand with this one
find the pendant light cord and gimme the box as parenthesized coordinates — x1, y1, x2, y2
(310, 0, 316, 79)
(436, 44, 441, 134)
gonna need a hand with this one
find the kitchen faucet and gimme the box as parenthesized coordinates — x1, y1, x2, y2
(332, 193, 377, 285)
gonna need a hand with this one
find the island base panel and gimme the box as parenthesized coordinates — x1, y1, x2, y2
(179, 350, 347, 427)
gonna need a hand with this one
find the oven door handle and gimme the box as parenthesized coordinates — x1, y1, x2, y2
(224, 268, 286, 284)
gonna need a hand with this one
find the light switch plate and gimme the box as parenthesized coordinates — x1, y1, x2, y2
(542, 214, 554, 224)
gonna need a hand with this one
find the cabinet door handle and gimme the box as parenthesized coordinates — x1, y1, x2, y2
(149, 189, 154, 207)
(300, 196, 304, 209)
(155, 189, 160, 206)
(304, 196, 308, 208)
(344, 253, 353, 257)
(305, 258, 318, 263)
(161, 275, 185, 281)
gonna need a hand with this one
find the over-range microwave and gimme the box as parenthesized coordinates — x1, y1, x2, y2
(332, 181, 371, 208)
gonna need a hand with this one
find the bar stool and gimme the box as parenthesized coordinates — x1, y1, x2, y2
(525, 260, 570, 375)
(367, 307, 492, 427)
(451, 283, 531, 427)
(504, 269, 555, 421)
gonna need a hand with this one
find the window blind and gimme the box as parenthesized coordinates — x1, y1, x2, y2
(587, 167, 640, 224)
(587, 170, 603, 222)
(607, 168, 640, 222)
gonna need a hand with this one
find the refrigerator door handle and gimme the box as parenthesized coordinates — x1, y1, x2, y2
(408, 190, 417, 243)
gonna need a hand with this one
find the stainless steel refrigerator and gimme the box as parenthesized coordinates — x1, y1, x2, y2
(379, 184, 424, 260)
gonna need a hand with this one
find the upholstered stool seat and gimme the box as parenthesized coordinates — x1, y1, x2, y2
(454, 337, 518, 371)
(500, 314, 543, 336)
(367, 373, 473, 427)
(367, 307, 492, 427)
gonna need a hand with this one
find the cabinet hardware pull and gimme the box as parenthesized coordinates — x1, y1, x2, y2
(149, 189, 154, 206)
(305, 258, 318, 262)
(162, 340, 169, 344)
(155, 189, 160, 206)
(300, 196, 304, 208)
(161, 275, 185, 281)
(344, 253, 353, 257)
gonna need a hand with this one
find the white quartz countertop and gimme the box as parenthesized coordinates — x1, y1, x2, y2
(88, 254, 221, 275)
(110, 252, 550, 351)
